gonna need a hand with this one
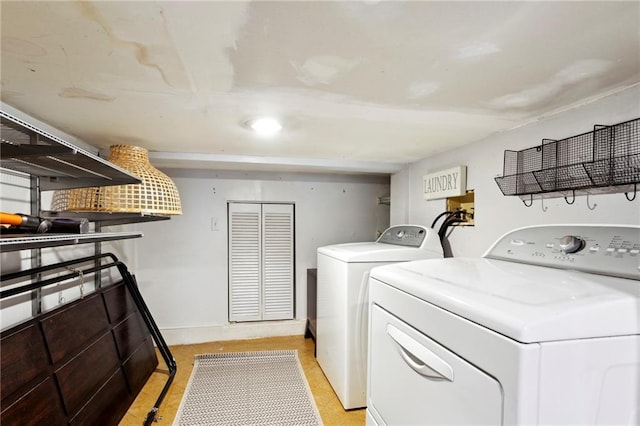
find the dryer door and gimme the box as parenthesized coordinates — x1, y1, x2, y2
(369, 305, 503, 425)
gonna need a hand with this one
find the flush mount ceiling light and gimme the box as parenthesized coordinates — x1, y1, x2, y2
(246, 117, 283, 136)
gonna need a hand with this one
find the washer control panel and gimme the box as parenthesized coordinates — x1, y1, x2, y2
(486, 225, 640, 280)
(377, 225, 428, 247)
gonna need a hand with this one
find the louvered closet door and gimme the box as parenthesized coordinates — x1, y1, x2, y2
(228, 203, 294, 322)
(228, 203, 262, 322)
(262, 204, 294, 320)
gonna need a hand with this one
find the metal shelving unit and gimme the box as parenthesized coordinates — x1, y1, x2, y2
(1, 108, 176, 424)
(0, 108, 168, 249)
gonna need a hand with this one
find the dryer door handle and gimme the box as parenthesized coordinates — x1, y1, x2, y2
(387, 323, 454, 382)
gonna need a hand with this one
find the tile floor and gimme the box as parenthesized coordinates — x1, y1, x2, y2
(119, 335, 365, 425)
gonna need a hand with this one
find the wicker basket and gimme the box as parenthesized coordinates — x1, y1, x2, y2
(51, 145, 182, 215)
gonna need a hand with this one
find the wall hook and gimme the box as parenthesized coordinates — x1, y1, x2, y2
(586, 193, 597, 210)
(541, 197, 548, 212)
(522, 195, 533, 207)
(625, 183, 637, 201)
(564, 190, 576, 205)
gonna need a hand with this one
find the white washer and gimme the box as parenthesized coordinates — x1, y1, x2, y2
(367, 224, 640, 426)
(316, 225, 443, 410)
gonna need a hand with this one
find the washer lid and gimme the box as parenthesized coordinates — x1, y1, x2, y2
(317, 225, 443, 262)
(370, 258, 640, 343)
(318, 241, 442, 262)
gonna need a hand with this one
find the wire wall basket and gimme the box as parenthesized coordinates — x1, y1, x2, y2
(495, 118, 639, 199)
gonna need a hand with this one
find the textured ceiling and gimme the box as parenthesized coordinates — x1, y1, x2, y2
(1, 1, 639, 174)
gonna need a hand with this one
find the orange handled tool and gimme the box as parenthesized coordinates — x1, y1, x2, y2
(1, 212, 89, 234)
(1, 212, 24, 225)
(1, 212, 36, 226)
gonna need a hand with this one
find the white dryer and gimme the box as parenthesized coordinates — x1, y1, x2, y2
(316, 225, 443, 410)
(367, 224, 640, 425)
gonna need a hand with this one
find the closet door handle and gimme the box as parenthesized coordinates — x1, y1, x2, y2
(386, 323, 454, 382)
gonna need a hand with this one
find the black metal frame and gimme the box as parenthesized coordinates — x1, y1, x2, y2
(1, 253, 176, 426)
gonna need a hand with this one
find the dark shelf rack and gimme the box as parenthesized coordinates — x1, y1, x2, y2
(1, 110, 141, 191)
(495, 118, 639, 201)
(0, 253, 176, 426)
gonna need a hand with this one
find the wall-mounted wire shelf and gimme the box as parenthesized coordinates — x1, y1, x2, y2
(495, 118, 639, 201)
(1, 110, 141, 191)
(41, 211, 170, 226)
(0, 107, 168, 251)
(0, 231, 142, 252)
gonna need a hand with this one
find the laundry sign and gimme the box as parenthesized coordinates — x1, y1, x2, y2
(423, 166, 467, 200)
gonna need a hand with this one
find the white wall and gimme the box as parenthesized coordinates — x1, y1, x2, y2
(391, 86, 640, 257)
(130, 169, 390, 344)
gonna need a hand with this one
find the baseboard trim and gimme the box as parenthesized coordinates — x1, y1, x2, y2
(159, 319, 307, 345)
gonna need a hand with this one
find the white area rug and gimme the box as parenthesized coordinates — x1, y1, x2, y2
(174, 350, 323, 426)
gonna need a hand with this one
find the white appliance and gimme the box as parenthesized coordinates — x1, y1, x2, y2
(366, 224, 640, 425)
(316, 225, 443, 410)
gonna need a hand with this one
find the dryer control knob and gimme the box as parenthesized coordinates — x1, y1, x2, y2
(559, 235, 584, 253)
